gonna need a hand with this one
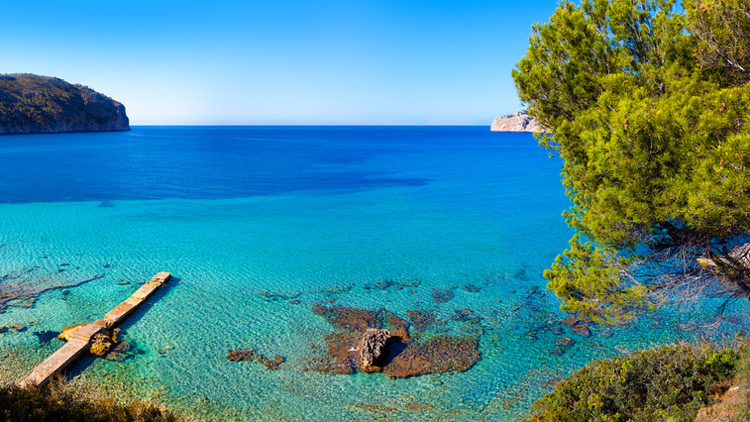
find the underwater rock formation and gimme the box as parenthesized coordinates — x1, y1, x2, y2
(431, 288, 454, 305)
(309, 304, 481, 378)
(383, 336, 480, 378)
(386, 312, 411, 343)
(572, 324, 592, 337)
(0, 269, 103, 311)
(550, 336, 576, 356)
(406, 309, 436, 332)
(105, 341, 132, 361)
(462, 284, 481, 293)
(311, 303, 382, 330)
(452, 308, 482, 324)
(226, 348, 285, 370)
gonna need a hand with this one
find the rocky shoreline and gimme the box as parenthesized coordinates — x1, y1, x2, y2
(0, 74, 129, 135)
(490, 111, 545, 133)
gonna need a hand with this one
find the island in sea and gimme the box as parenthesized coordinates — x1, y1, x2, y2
(490, 110, 544, 133)
(0, 73, 129, 134)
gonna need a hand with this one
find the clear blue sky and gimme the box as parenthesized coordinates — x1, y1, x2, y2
(1, 1, 559, 125)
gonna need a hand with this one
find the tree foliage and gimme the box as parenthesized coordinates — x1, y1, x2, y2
(513, 0, 750, 323)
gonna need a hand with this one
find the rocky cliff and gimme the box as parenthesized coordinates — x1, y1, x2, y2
(490, 110, 544, 133)
(0, 74, 129, 134)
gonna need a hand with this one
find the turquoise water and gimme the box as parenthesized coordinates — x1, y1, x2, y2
(0, 127, 746, 421)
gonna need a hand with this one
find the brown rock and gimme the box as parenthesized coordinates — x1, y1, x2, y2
(386, 313, 411, 343)
(359, 328, 392, 371)
(561, 316, 579, 326)
(317, 330, 362, 374)
(226, 348, 285, 370)
(431, 288, 454, 304)
(383, 336, 480, 378)
(353, 404, 400, 414)
(105, 341, 132, 361)
(405, 402, 438, 411)
(406, 309, 436, 332)
(462, 284, 481, 293)
(90, 333, 115, 356)
(572, 324, 592, 337)
(308, 305, 482, 379)
(312, 304, 381, 331)
(554, 337, 575, 347)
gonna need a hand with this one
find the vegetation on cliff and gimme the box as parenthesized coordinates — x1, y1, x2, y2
(513, 0, 750, 323)
(523, 342, 740, 422)
(0, 73, 129, 134)
(0, 379, 178, 421)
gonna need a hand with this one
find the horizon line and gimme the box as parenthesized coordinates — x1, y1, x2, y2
(130, 124, 493, 127)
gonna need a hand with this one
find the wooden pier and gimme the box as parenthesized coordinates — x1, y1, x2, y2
(17, 272, 171, 388)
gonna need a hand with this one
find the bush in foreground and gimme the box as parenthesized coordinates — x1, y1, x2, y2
(0, 379, 179, 422)
(523, 343, 737, 422)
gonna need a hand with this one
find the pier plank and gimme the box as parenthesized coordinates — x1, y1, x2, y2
(17, 272, 171, 388)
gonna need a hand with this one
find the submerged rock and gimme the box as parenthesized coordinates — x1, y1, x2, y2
(554, 337, 575, 347)
(386, 312, 411, 343)
(462, 284, 481, 293)
(405, 402, 438, 411)
(383, 336, 480, 378)
(0, 270, 104, 311)
(550, 336, 576, 356)
(406, 309, 436, 332)
(430, 288, 454, 305)
(572, 324, 592, 337)
(312, 303, 381, 331)
(226, 348, 285, 370)
(105, 341, 132, 361)
(309, 304, 481, 378)
(258, 290, 301, 302)
(352, 404, 401, 414)
(452, 308, 482, 324)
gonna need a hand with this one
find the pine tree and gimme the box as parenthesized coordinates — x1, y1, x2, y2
(513, 0, 750, 323)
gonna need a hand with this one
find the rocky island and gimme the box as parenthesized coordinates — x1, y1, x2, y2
(0, 73, 129, 134)
(490, 110, 544, 133)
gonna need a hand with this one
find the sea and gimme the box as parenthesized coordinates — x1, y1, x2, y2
(0, 126, 747, 421)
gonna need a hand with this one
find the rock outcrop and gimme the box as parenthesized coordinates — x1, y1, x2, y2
(359, 328, 392, 371)
(307, 304, 481, 378)
(0, 73, 129, 134)
(226, 348, 285, 370)
(490, 111, 545, 133)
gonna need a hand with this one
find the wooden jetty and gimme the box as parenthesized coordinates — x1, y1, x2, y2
(17, 272, 171, 388)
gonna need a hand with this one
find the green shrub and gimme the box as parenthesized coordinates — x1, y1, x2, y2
(0, 380, 180, 422)
(523, 343, 737, 422)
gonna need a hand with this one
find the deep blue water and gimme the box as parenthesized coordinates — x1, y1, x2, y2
(0, 126, 745, 421)
(0, 126, 529, 203)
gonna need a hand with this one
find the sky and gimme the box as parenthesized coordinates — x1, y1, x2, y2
(1, 1, 560, 125)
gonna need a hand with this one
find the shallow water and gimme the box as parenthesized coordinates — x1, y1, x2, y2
(0, 126, 746, 421)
